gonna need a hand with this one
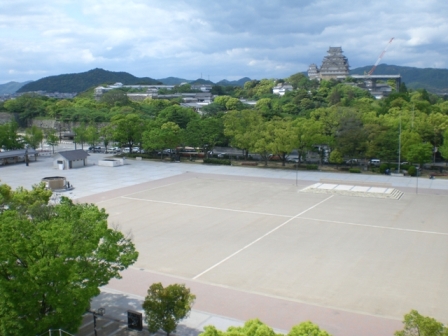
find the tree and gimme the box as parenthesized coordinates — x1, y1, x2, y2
(45, 129, 59, 154)
(0, 122, 22, 150)
(184, 118, 223, 157)
(225, 97, 244, 111)
(395, 310, 448, 336)
(23, 125, 44, 149)
(0, 183, 138, 335)
(439, 129, 448, 160)
(267, 118, 297, 166)
(110, 113, 146, 153)
(406, 143, 433, 166)
(329, 149, 343, 167)
(100, 89, 131, 106)
(142, 122, 182, 159)
(73, 123, 88, 149)
(288, 321, 331, 336)
(142, 283, 196, 336)
(157, 105, 199, 129)
(201, 319, 278, 336)
(85, 124, 100, 148)
(200, 319, 331, 336)
(223, 109, 263, 158)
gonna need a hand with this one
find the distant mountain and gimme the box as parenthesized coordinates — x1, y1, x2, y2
(157, 76, 252, 87)
(17, 68, 160, 93)
(190, 78, 215, 85)
(0, 81, 33, 94)
(350, 64, 448, 94)
(157, 77, 191, 85)
(216, 77, 251, 87)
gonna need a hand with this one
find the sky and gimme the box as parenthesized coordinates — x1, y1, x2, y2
(1, 0, 448, 84)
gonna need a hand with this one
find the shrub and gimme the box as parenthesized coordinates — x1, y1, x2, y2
(401, 164, 410, 171)
(349, 168, 361, 173)
(379, 163, 390, 174)
(203, 158, 231, 165)
(306, 164, 318, 170)
(407, 165, 417, 176)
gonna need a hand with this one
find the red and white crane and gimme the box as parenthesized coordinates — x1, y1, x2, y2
(367, 37, 394, 75)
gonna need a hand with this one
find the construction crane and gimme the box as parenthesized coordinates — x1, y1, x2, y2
(367, 37, 394, 75)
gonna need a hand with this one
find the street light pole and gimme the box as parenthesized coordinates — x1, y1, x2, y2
(87, 308, 105, 336)
(397, 110, 402, 173)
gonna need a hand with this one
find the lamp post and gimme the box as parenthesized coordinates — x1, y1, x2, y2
(87, 308, 105, 336)
(397, 109, 402, 173)
(25, 144, 29, 167)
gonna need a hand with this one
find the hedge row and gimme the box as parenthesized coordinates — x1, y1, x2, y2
(203, 158, 231, 165)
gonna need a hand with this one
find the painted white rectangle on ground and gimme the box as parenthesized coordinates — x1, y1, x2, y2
(335, 185, 354, 190)
(351, 186, 370, 192)
(367, 187, 388, 193)
(320, 183, 337, 190)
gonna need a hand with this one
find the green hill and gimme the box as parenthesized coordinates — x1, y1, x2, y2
(17, 68, 160, 93)
(216, 77, 251, 87)
(156, 77, 191, 85)
(0, 81, 33, 94)
(350, 64, 448, 94)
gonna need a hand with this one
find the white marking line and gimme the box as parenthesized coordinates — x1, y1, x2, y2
(192, 195, 334, 280)
(300, 217, 448, 236)
(95, 179, 192, 204)
(121, 196, 291, 217)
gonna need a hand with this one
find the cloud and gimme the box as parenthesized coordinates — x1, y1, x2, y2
(1, 0, 447, 84)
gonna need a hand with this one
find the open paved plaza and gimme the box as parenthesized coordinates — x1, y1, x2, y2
(1, 153, 448, 336)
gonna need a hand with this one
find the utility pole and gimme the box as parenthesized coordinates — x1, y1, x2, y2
(399, 111, 402, 172)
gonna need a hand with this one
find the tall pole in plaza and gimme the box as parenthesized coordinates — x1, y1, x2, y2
(397, 109, 402, 173)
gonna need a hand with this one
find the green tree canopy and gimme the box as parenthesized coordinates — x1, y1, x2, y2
(143, 283, 196, 336)
(110, 113, 146, 152)
(395, 310, 448, 336)
(200, 319, 331, 336)
(157, 105, 199, 129)
(23, 125, 44, 149)
(0, 183, 138, 335)
(0, 122, 22, 150)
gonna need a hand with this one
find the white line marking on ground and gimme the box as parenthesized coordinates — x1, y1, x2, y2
(300, 217, 448, 236)
(95, 179, 192, 204)
(192, 195, 334, 280)
(121, 196, 291, 217)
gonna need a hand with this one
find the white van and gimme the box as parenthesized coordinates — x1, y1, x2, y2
(370, 159, 381, 166)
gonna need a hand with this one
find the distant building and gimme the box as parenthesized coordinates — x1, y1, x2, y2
(307, 64, 319, 80)
(272, 83, 293, 96)
(190, 84, 213, 92)
(308, 47, 401, 99)
(319, 47, 350, 79)
(53, 150, 89, 170)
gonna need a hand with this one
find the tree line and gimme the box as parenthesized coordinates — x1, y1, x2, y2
(1, 73, 448, 166)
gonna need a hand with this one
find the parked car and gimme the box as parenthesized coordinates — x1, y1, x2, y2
(346, 159, 359, 165)
(88, 146, 102, 153)
(370, 159, 381, 166)
(287, 155, 299, 163)
(157, 149, 175, 155)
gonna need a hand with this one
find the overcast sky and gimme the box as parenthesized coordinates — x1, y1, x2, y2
(1, 0, 448, 84)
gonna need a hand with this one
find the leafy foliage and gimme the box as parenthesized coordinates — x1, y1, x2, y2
(394, 310, 448, 336)
(0, 183, 138, 335)
(200, 319, 331, 336)
(142, 283, 196, 336)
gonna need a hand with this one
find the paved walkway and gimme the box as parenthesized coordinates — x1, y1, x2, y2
(1, 153, 447, 199)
